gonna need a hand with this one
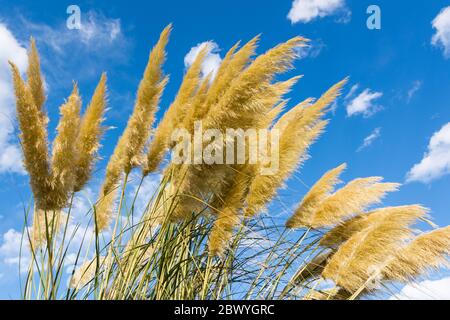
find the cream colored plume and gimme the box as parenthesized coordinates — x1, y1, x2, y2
(27, 38, 46, 114)
(244, 79, 347, 217)
(293, 177, 400, 228)
(182, 73, 212, 132)
(144, 42, 205, 175)
(305, 288, 339, 300)
(208, 169, 250, 256)
(272, 98, 313, 132)
(50, 84, 81, 209)
(96, 25, 171, 230)
(119, 24, 170, 173)
(204, 37, 306, 131)
(383, 226, 450, 282)
(165, 37, 306, 222)
(70, 256, 106, 289)
(208, 207, 241, 257)
(9, 62, 51, 210)
(292, 250, 333, 283)
(74, 73, 108, 192)
(286, 164, 346, 228)
(31, 209, 67, 247)
(320, 205, 427, 248)
(203, 36, 259, 117)
(322, 205, 427, 292)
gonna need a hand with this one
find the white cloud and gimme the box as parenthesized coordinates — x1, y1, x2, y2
(0, 23, 28, 175)
(357, 127, 381, 152)
(184, 41, 222, 80)
(78, 12, 121, 45)
(391, 277, 450, 300)
(21, 11, 124, 54)
(0, 229, 30, 267)
(345, 84, 359, 100)
(407, 122, 450, 183)
(6, 11, 129, 86)
(346, 88, 383, 117)
(432, 6, 450, 58)
(296, 39, 325, 59)
(407, 80, 422, 103)
(287, 0, 348, 24)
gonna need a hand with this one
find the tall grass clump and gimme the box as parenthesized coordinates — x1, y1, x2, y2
(11, 27, 450, 300)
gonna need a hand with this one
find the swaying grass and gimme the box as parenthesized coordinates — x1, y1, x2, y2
(10, 26, 450, 300)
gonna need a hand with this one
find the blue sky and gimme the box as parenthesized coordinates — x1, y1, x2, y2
(0, 0, 449, 299)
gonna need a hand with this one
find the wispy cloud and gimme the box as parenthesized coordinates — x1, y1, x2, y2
(21, 11, 125, 54)
(5, 10, 130, 87)
(345, 84, 359, 100)
(0, 10, 129, 175)
(0, 23, 28, 175)
(346, 87, 383, 117)
(406, 80, 422, 103)
(287, 0, 350, 24)
(407, 122, 450, 183)
(432, 6, 450, 58)
(391, 277, 450, 300)
(184, 41, 222, 80)
(295, 39, 325, 59)
(357, 127, 381, 152)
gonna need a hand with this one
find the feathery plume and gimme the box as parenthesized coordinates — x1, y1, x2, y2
(69, 256, 105, 289)
(9, 62, 51, 210)
(120, 24, 170, 173)
(147, 37, 300, 219)
(182, 73, 212, 132)
(255, 76, 302, 129)
(95, 188, 119, 231)
(244, 120, 327, 217)
(208, 169, 250, 256)
(320, 205, 428, 248)
(203, 36, 259, 115)
(204, 37, 306, 131)
(322, 206, 426, 292)
(96, 26, 171, 230)
(265, 101, 287, 128)
(245, 79, 346, 217)
(31, 209, 67, 247)
(305, 288, 339, 300)
(286, 164, 346, 228)
(272, 98, 313, 132)
(320, 216, 366, 248)
(208, 207, 241, 256)
(144, 44, 205, 175)
(50, 84, 81, 209)
(295, 177, 400, 228)
(245, 121, 328, 217)
(383, 226, 450, 282)
(275, 78, 347, 134)
(73, 73, 107, 192)
(27, 38, 46, 114)
(292, 250, 333, 283)
(327, 288, 359, 300)
(96, 143, 125, 231)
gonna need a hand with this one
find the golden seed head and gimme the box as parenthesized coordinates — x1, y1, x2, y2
(74, 73, 108, 192)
